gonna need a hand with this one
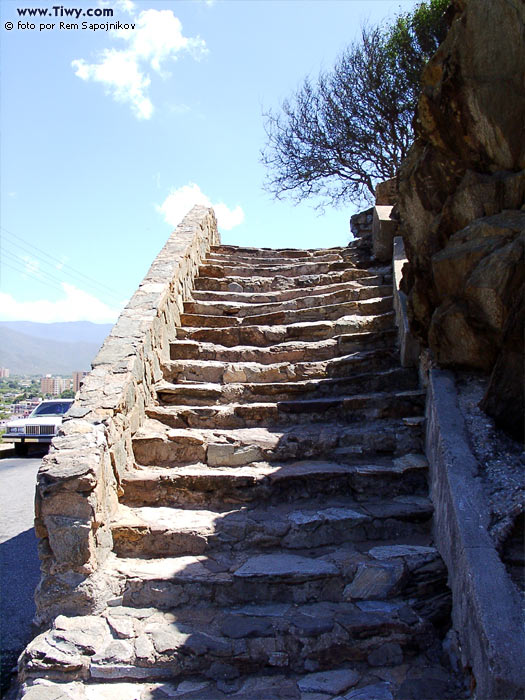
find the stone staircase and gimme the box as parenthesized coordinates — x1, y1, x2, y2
(20, 238, 468, 699)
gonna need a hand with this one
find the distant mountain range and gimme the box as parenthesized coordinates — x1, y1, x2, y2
(0, 321, 114, 376)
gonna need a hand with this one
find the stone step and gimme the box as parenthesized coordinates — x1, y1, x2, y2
(180, 297, 393, 328)
(156, 367, 418, 406)
(198, 260, 359, 280)
(18, 229, 471, 698)
(132, 418, 424, 468)
(185, 284, 392, 317)
(210, 244, 346, 258)
(111, 496, 434, 559)
(162, 348, 399, 385)
(148, 391, 425, 430)
(204, 245, 367, 263)
(205, 251, 344, 265)
(18, 665, 467, 700)
(193, 268, 381, 293)
(22, 595, 448, 684)
(189, 276, 387, 304)
(175, 311, 395, 347)
(169, 328, 398, 363)
(120, 454, 429, 508)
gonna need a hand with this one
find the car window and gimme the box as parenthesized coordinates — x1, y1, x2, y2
(30, 402, 72, 417)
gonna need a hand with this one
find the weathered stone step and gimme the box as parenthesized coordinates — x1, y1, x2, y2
(210, 244, 345, 258)
(180, 296, 393, 328)
(193, 268, 380, 293)
(190, 277, 387, 305)
(169, 328, 398, 363)
(111, 496, 433, 559)
(12, 668, 440, 700)
(156, 367, 418, 406)
(148, 391, 424, 433)
(185, 284, 392, 318)
(132, 418, 424, 468)
(19, 667, 470, 700)
(205, 247, 366, 267)
(162, 348, 399, 385)
(176, 311, 395, 347)
(120, 455, 429, 508)
(18, 664, 469, 700)
(199, 260, 360, 280)
(205, 250, 343, 265)
(21, 596, 443, 683)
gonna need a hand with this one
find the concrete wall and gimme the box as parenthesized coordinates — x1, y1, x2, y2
(33, 206, 219, 626)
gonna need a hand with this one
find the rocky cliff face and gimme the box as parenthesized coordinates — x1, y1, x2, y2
(397, 0, 525, 439)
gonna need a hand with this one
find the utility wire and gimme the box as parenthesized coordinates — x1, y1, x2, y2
(0, 229, 124, 304)
(2, 250, 124, 312)
(0, 226, 124, 303)
(0, 225, 121, 294)
(2, 250, 85, 294)
(1, 259, 67, 296)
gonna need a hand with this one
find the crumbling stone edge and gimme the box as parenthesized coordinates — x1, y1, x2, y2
(33, 206, 219, 628)
(392, 237, 419, 368)
(425, 369, 525, 700)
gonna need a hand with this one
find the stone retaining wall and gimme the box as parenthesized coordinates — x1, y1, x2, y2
(390, 233, 524, 698)
(426, 369, 525, 699)
(33, 206, 219, 627)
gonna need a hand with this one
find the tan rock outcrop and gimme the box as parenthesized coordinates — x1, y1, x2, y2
(397, 0, 525, 439)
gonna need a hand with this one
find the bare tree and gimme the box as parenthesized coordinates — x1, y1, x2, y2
(262, 0, 449, 209)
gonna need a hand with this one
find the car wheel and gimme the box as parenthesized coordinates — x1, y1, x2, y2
(14, 443, 29, 457)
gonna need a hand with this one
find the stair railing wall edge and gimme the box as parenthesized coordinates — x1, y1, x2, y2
(392, 235, 524, 697)
(425, 370, 525, 699)
(33, 205, 220, 627)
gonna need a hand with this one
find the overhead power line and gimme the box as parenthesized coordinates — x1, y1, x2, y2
(1, 249, 84, 292)
(1, 259, 67, 297)
(0, 225, 124, 304)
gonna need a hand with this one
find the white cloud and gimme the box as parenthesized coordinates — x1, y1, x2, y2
(158, 183, 245, 231)
(72, 9, 206, 119)
(115, 0, 135, 14)
(97, 0, 136, 16)
(0, 283, 122, 323)
(212, 202, 245, 230)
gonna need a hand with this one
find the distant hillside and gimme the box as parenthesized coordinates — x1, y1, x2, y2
(0, 321, 113, 344)
(0, 322, 113, 376)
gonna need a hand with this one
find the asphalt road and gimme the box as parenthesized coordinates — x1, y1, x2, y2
(0, 451, 46, 695)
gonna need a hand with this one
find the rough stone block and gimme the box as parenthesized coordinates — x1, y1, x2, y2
(373, 206, 398, 262)
(393, 237, 419, 367)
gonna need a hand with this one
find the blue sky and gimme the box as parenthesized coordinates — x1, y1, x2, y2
(1, 0, 418, 324)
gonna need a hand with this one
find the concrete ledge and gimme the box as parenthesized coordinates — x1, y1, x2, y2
(0, 444, 16, 458)
(392, 237, 420, 367)
(426, 369, 525, 699)
(372, 205, 398, 262)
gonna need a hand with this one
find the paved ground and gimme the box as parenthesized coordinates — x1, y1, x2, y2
(0, 449, 46, 696)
